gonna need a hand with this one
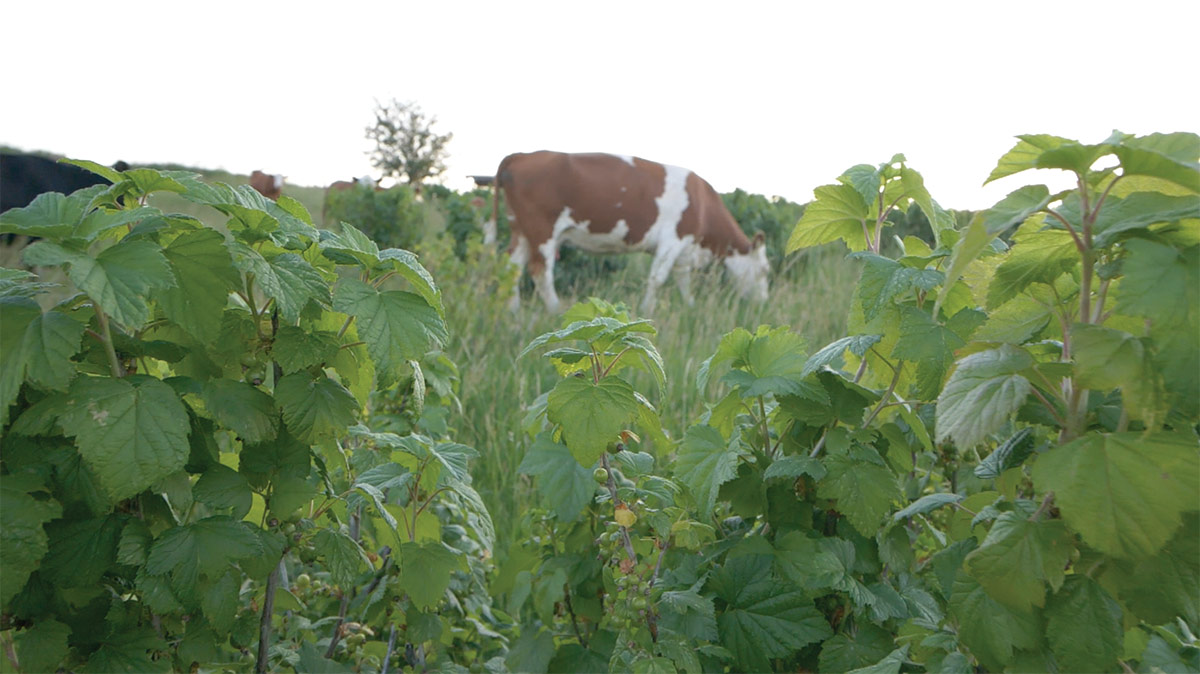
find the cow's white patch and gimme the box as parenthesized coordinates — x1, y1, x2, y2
(563, 219, 630, 254)
(615, 202, 622, 208)
(636, 164, 696, 313)
(620, 186, 627, 192)
(723, 244, 770, 303)
(613, 154, 636, 166)
(272, 174, 284, 190)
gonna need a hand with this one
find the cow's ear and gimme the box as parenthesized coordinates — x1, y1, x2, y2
(752, 231, 766, 249)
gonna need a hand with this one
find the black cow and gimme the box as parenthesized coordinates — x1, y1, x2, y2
(1, 154, 128, 246)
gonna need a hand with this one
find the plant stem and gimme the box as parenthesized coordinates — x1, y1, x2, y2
(1030, 492, 1055, 522)
(94, 306, 126, 378)
(600, 454, 637, 560)
(326, 509, 361, 657)
(256, 560, 282, 674)
(861, 363, 903, 428)
(381, 625, 398, 674)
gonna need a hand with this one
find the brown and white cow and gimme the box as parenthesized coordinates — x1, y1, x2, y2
(492, 151, 769, 313)
(249, 170, 284, 200)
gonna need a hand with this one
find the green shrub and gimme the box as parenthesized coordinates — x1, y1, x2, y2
(322, 183, 428, 248)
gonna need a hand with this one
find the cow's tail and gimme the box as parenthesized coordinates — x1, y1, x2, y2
(483, 155, 512, 246)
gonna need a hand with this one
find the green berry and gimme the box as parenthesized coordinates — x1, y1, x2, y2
(593, 467, 609, 484)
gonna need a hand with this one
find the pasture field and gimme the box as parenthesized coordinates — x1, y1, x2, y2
(1, 135, 1197, 674)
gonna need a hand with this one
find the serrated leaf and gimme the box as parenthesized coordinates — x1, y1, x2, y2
(674, 425, 742, 516)
(818, 448, 901, 536)
(42, 514, 122, 588)
(772, 532, 846, 591)
(116, 518, 152, 566)
(987, 224, 1077, 309)
(1032, 431, 1198, 558)
(399, 541, 466, 608)
(200, 571, 240, 633)
(818, 624, 896, 673)
(0, 475, 63, 605)
(14, 618, 71, 674)
(314, 528, 370, 588)
(378, 247, 444, 315)
(935, 345, 1033, 449)
(0, 189, 93, 239)
(1110, 512, 1198, 625)
(545, 376, 637, 467)
(975, 428, 1035, 479)
(333, 279, 446, 386)
(1090, 192, 1200, 247)
(763, 454, 826, 481)
(1045, 576, 1122, 673)
(893, 493, 964, 520)
(855, 254, 944, 322)
(272, 326, 340, 373)
(232, 246, 328, 324)
(892, 307, 963, 399)
(274, 372, 358, 443)
(709, 555, 832, 673)
(987, 134, 1109, 183)
(517, 432, 597, 522)
(202, 378, 278, 444)
(58, 375, 190, 501)
(949, 573, 1039, 670)
(157, 228, 239, 344)
(802, 334, 882, 377)
(145, 516, 263, 590)
(787, 183, 870, 252)
(1110, 131, 1200, 193)
(659, 586, 718, 642)
(192, 464, 253, 517)
(82, 627, 169, 674)
(964, 512, 1073, 611)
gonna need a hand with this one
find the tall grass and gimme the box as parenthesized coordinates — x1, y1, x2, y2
(420, 239, 861, 549)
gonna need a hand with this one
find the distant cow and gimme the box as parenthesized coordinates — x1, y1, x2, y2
(492, 151, 769, 313)
(249, 170, 284, 200)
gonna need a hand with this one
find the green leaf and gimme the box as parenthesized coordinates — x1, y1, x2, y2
(987, 223, 1077, 309)
(272, 326, 340, 374)
(1116, 239, 1198, 330)
(987, 134, 1109, 183)
(855, 254, 943, 323)
(26, 239, 175, 329)
(59, 375, 190, 501)
(117, 519, 152, 566)
(0, 299, 85, 425)
(399, 541, 466, 608)
(1045, 576, 1122, 674)
(517, 432, 597, 522)
(949, 573, 1039, 670)
(333, 279, 447, 385)
(802, 334, 882, 377)
(521, 316, 655, 360)
(763, 454, 826, 482)
(0, 189, 94, 239)
(200, 571, 240, 633)
(157, 229, 239, 344)
(818, 448, 902, 536)
(42, 515, 122, 588)
(1032, 431, 1199, 559)
(772, 532, 847, 592)
(787, 183, 870, 253)
(935, 345, 1033, 449)
(545, 376, 638, 467)
(1110, 131, 1200, 193)
(314, 528, 370, 588)
(192, 464, 253, 517)
(818, 624, 897, 673)
(674, 425, 743, 516)
(0, 475, 63, 605)
(659, 586, 718, 641)
(239, 428, 310, 488)
(232, 247, 329, 324)
(14, 619, 71, 674)
(892, 307, 964, 399)
(82, 627, 169, 673)
(1110, 512, 1198, 625)
(709, 555, 833, 673)
(893, 493, 964, 520)
(145, 516, 263, 590)
(964, 512, 1073, 611)
(202, 378, 278, 444)
(1090, 192, 1200, 247)
(274, 372, 359, 443)
(377, 247, 444, 314)
(975, 428, 1036, 479)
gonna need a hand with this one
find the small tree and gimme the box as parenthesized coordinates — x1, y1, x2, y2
(365, 99, 453, 188)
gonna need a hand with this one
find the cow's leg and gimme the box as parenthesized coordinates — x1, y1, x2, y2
(674, 260, 695, 307)
(507, 234, 531, 312)
(640, 246, 685, 315)
(533, 238, 562, 313)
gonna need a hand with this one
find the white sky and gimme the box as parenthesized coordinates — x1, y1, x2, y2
(2, 1, 1197, 210)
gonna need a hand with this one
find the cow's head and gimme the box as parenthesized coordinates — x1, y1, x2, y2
(723, 231, 770, 303)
